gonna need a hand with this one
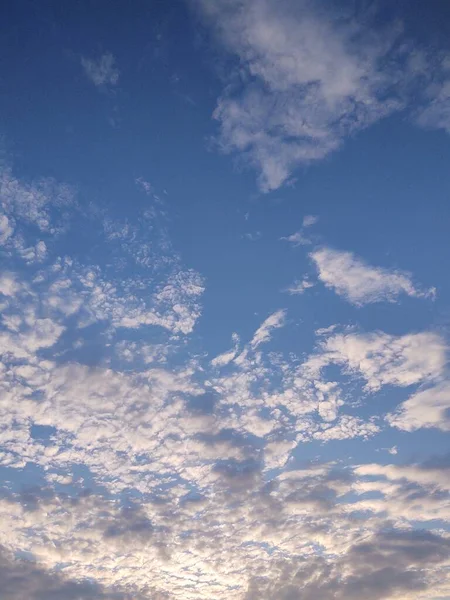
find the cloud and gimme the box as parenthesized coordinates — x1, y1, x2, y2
(81, 52, 119, 88)
(305, 330, 446, 392)
(281, 214, 318, 247)
(285, 278, 315, 295)
(243, 231, 262, 241)
(281, 230, 311, 246)
(1, 158, 449, 599)
(194, 1, 450, 191)
(0, 166, 74, 233)
(245, 528, 450, 600)
(0, 547, 135, 600)
(211, 333, 240, 367)
(310, 247, 434, 305)
(303, 215, 318, 228)
(194, 0, 411, 191)
(413, 53, 450, 133)
(0, 214, 13, 244)
(313, 415, 380, 441)
(0, 272, 23, 297)
(416, 81, 450, 133)
(386, 381, 450, 431)
(249, 309, 286, 348)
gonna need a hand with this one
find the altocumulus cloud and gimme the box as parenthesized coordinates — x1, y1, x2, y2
(0, 158, 449, 599)
(1, 1, 450, 597)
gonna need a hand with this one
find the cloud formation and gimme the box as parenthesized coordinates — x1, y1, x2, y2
(194, 0, 450, 190)
(310, 247, 434, 305)
(1, 130, 449, 598)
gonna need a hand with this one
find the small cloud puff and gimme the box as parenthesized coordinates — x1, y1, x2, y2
(285, 278, 315, 295)
(81, 52, 119, 88)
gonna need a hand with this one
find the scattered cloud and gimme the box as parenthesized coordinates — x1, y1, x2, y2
(310, 247, 435, 305)
(0, 159, 449, 599)
(81, 52, 119, 88)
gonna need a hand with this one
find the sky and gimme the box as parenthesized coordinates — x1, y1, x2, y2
(0, 0, 450, 598)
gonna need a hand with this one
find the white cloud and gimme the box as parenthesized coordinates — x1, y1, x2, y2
(387, 381, 450, 431)
(249, 309, 286, 348)
(81, 52, 119, 87)
(310, 247, 434, 305)
(0, 166, 74, 233)
(195, 0, 409, 191)
(308, 330, 446, 392)
(281, 230, 311, 246)
(211, 348, 237, 368)
(0, 213, 13, 244)
(285, 278, 315, 295)
(303, 215, 318, 227)
(195, 1, 450, 191)
(281, 214, 318, 247)
(313, 415, 380, 441)
(0, 272, 23, 297)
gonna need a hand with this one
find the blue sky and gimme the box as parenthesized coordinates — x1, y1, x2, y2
(1, 0, 450, 598)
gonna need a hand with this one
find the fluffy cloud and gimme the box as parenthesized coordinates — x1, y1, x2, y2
(310, 247, 434, 305)
(304, 330, 446, 391)
(0, 457, 449, 600)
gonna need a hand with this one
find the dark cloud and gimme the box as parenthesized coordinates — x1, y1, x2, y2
(0, 547, 137, 600)
(245, 528, 450, 600)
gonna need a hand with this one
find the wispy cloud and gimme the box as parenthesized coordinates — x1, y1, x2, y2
(81, 52, 119, 88)
(194, 0, 450, 191)
(310, 246, 435, 305)
(281, 214, 318, 246)
(249, 308, 286, 348)
(285, 278, 315, 295)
